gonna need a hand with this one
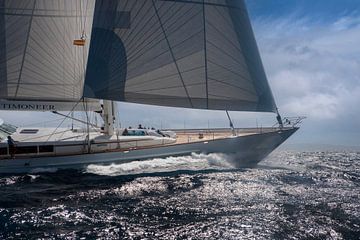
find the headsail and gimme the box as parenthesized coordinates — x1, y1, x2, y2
(0, 0, 97, 111)
(84, 0, 277, 112)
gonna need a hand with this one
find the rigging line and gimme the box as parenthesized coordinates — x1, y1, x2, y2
(52, 111, 100, 128)
(79, 0, 87, 39)
(19, 118, 65, 128)
(151, 0, 193, 107)
(203, 0, 209, 108)
(225, 110, 236, 136)
(14, 0, 36, 97)
(83, 0, 90, 34)
(18, 129, 74, 142)
(79, 0, 83, 36)
(83, 98, 91, 153)
(45, 99, 82, 142)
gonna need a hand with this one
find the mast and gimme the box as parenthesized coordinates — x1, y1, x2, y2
(102, 100, 115, 135)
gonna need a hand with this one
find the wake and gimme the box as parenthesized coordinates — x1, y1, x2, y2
(85, 153, 235, 176)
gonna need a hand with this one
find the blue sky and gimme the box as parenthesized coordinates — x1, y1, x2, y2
(1, 0, 360, 146)
(245, 0, 360, 146)
(246, 0, 360, 21)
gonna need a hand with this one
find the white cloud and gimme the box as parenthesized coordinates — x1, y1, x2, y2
(333, 15, 360, 30)
(254, 14, 360, 123)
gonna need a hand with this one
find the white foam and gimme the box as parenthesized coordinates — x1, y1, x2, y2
(86, 153, 234, 176)
(27, 174, 40, 182)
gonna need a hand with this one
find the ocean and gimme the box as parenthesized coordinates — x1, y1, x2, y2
(0, 151, 359, 239)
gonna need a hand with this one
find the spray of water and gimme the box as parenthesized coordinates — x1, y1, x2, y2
(86, 153, 235, 176)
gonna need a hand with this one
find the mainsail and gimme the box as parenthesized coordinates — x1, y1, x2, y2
(0, 0, 99, 111)
(83, 0, 277, 112)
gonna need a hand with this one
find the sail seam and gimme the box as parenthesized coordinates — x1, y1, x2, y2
(126, 65, 204, 87)
(203, 0, 209, 108)
(159, 0, 244, 10)
(207, 77, 256, 96)
(14, 0, 37, 97)
(123, 2, 201, 78)
(151, 0, 194, 107)
(0, 0, 7, 97)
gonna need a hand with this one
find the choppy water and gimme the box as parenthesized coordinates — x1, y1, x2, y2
(0, 151, 360, 239)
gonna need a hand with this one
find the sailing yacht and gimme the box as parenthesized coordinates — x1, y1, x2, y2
(0, 0, 301, 173)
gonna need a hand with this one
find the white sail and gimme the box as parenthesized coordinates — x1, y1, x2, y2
(0, 0, 96, 111)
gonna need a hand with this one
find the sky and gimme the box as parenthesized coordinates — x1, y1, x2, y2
(1, 0, 360, 146)
(245, 0, 360, 146)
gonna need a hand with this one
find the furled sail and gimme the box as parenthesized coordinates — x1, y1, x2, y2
(83, 0, 277, 112)
(0, 0, 99, 111)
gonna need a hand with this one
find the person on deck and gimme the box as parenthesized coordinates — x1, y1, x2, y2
(7, 136, 16, 158)
(122, 128, 129, 136)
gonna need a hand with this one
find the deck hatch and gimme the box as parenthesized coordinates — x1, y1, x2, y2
(20, 129, 39, 134)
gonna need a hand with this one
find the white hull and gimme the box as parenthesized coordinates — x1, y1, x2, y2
(0, 128, 298, 174)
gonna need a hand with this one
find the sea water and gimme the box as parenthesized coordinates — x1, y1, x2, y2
(0, 151, 359, 239)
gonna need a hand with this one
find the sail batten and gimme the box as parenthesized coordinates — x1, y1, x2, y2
(83, 0, 277, 112)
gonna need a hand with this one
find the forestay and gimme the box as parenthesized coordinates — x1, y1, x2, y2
(0, 0, 97, 110)
(83, 0, 277, 112)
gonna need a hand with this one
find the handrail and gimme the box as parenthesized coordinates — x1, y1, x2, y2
(272, 116, 306, 128)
